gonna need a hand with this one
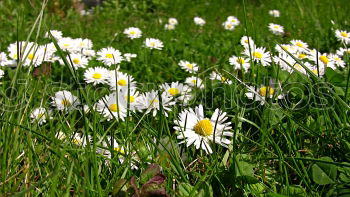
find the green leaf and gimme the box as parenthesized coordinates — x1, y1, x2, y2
(140, 164, 161, 185)
(311, 157, 337, 185)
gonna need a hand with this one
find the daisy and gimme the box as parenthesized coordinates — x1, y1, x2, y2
(229, 55, 250, 71)
(0, 69, 4, 79)
(118, 87, 143, 112)
(95, 92, 127, 121)
(246, 85, 283, 104)
(84, 67, 110, 85)
(39, 43, 57, 62)
(160, 82, 192, 104)
(178, 60, 199, 73)
(0, 52, 11, 66)
(275, 44, 298, 55)
(269, 10, 280, 17)
(108, 70, 136, 91)
(139, 90, 175, 117)
(226, 16, 240, 26)
(8, 41, 43, 67)
(210, 72, 232, 84)
(240, 36, 255, 49)
(74, 38, 93, 50)
(268, 23, 284, 35)
(58, 37, 76, 53)
(165, 24, 176, 30)
(70, 133, 91, 147)
(335, 29, 350, 44)
(168, 18, 178, 25)
(123, 27, 142, 39)
(123, 53, 137, 62)
(222, 21, 235, 31)
(144, 38, 164, 50)
(51, 90, 80, 111)
(82, 49, 96, 59)
(243, 46, 271, 66)
(308, 50, 334, 69)
(30, 107, 49, 125)
(336, 47, 350, 57)
(194, 17, 206, 26)
(45, 30, 63, 40)
(67, 53, 88, 69)
(97, 47, 124, 66)
(329, 54, 345, 69)
(185, 76, 204, 89)
(173, 104, 232, 154)
(290, 40, 309, 52)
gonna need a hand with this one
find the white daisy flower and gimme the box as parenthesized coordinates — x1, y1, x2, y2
(97, 47, 124, 66)
(58, 37, 76, 52)
(118, 87, 143, 112)
(123, 27, 142, 39)
(178, 60, 199, 73)
(268, 23, 284, 35)
(74, 38, 93, 50)
(336, 47, 350, 57)
(194, 17, 206, 26)
(82, 49, 96, 59)
(123, 53, 137, 62)
(144, 38, 164, 50)
(335, 29, 350, 44)
(329, 54, 345, 68)
(243, 46, 271, 66)
(229, 55, 250, 71)
(275, 44, 298, 55)
(173, 104, 232, 154)
(139, 90, 175, 117)
(0, 69, 4, 79)
(51, 90, 80, 111)
(160, 82, 192, 104)
(240, 36, 255, 49)
(246, 85, 284, 105)
(168, 18, 178, 25)
(39, 43, 57, 62)
(308, 50, 333, 70)
(95, 92, 127, 121)
(30, 107, 50, 125)
(222, 21, 235, 31)
(67, 53, 88, 69)
(7, 41, 43, 67)
(108, 70, 136, 91)
(290, 40, 309, 52)
(165, 24, 176, 30)
(45, 30, 63, 40)
(0, 52, 11, 66)
(185, 76, 204, 89)
(84, 67, 110, 85)
(269, 10, 280, 17)
(226, 16, 240, 26)
(273, 53, 309, 75)
(71, 133, 91, 147)
(210, 72, 233, 84)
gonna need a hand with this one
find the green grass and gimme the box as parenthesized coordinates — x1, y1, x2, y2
(1, 0, 350, 196)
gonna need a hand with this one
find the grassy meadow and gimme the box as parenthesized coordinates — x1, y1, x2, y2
(1, 0, 350, 196)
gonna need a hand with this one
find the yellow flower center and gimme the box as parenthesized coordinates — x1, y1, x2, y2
(231, 19, 236, 23)
(221, 76, 226, 82)
(244, 39, 249, 43)
(63, 43, 70, 47)
(227, 24, 232, 28)
(274, 25, 279, 29)
(347, 50, 350, 54)
(186, 64, 193, 69)
(191, 79, 197, 84)
(298, 53, 306, 59)
(28, 53, 34, 60)
(296, 42, 304, 48)
(236, 57, 245, 64)
(193, 119, 213, 136)
(335, 57, 341, 61)
(312, 69, 318, 75)
(150, 42, 156, 47)
(341, 32, 348, 38)
(105, 53, 113, 59)
(259, 86, 274, 97)
(117, 79, 127, 86)
(253, 52, 263, 59)
(72, 58, 80, 64)
(125, 95, 135, 103)
(37, 113, 45, 119)
(108, 104, 119, 112)
(294, 64, 303, 71)
(114, 147, 125, 154)
(130, 31, 136, 35)
(92, 73, 102, 79)
(319, 55, 329, 64)
(168, 88, 180, 96)
(61, 99, 71, 106)
(72, 138, 81, 145)
(150, 99, 159, 105)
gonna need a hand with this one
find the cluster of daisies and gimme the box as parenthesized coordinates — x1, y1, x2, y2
(1, 10, 349, 161)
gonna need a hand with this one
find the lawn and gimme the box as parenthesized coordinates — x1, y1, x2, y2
(0, 0, 350, 196)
